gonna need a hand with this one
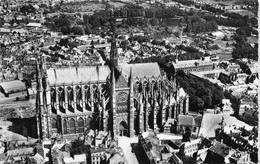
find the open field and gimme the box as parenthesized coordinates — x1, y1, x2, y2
(200, 0, 248, 5)
(109, 1, 128, 8)
(212, 39, 235, 60)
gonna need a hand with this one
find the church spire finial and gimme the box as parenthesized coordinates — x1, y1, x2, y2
(110, 21, 118, 67)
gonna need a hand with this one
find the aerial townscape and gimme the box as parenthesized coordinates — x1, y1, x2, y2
(0, 0, 258, 163)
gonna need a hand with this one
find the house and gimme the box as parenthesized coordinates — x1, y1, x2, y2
(221, 99, 233, 115)
(63, 154, 86, 164)
(241, 109, 258, 126)
(26, 153, 45, 164)
(133, 133, 180, 164)
(210, 31, 224, 39)
(164, 118, 177, 133)
(0, 80, 28, 102)
(182, 138, 201, 157)
(172, 58, 214, 74)
(90, 148, 106, 164)
(115, 18, 124, 25)
(204, 141, 230, 164)
(109, 152, 126, 164)
(6, 147, 35, 163)
(26, 23, 42, 28)
(177, 114, 196, 134)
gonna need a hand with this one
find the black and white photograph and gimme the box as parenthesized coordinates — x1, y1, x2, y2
(0, 0, 258, 163)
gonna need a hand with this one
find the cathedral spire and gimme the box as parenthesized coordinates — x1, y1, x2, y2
(111, 66, 116, 139)
(111, 66, 115, 93)
(129, 67, 133, 92)
(129, 66, 135, 137)
(110, 21, 118, 67)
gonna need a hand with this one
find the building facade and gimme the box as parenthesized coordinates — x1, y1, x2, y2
(36, 61, 189, 140)
(172, 56, 215, 74)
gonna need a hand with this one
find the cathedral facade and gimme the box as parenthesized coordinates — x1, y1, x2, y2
(37, 62, 189, 140)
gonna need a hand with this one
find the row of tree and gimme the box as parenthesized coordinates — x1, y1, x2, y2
(176, 70, 224, 112)
(184, 15, 218, 33)
(201, 14, 257, 28)
(95, 5, 187, 18)
(178, 52, 203, 61)
(232, 34, 258, 60)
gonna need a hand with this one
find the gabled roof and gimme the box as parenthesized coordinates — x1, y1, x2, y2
(109, 153, 125, 164)
(164, 118, 176, 127)
(26, 23, 41, 27)
(178, 115, 195, 126)
(0, 80, 26, 94)
(47, 66, 110, 85)
(209, 141, 230, 157)
(0, 153, 5, 161)
(28, 153, 44, 164)
(7, 148, 34, 157)
(194, 115, 203, 127)
(118, 63, 161, 79)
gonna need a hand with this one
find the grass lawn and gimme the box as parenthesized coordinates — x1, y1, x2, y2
(212, 39, 234, 60)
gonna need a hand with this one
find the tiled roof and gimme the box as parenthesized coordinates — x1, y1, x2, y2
(209, 141, 230, 157)
(178, 115, 195, 126)
(164, 119, 176, 127)
(172, 60, 213, 69)
(27, 153, 44, 164)
(0, 80, 26, 94)
(47, 66, 111, 85)
(90, 148, 106, 153)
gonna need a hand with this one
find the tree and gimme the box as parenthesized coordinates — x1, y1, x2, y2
(150, 17, 159, 26)
(20, 4, 36, 14)
(83, 15, 89, 24)
(224, 91, 240, 117)
(59, 38, 69, 47)
(85, 25, 92, 35)
(60, 26, 70, 35)
(54, 14, 73, 29)
(196, 97, 205, 109)
(222, 35, 229, 41)
(70, 139, 90, 163)
(71, 26, 85, 35)
(218, 73, 231, 84)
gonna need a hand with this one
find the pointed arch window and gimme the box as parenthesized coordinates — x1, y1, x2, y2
(50, 88, 56, 107)
(63, 119, 68, 134)
(78, 117, 84, 133)
(70, 118, 76, 134)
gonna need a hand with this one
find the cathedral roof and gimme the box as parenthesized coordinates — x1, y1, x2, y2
(47, 66, 110, 85)
(117, 63, 161, 79)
